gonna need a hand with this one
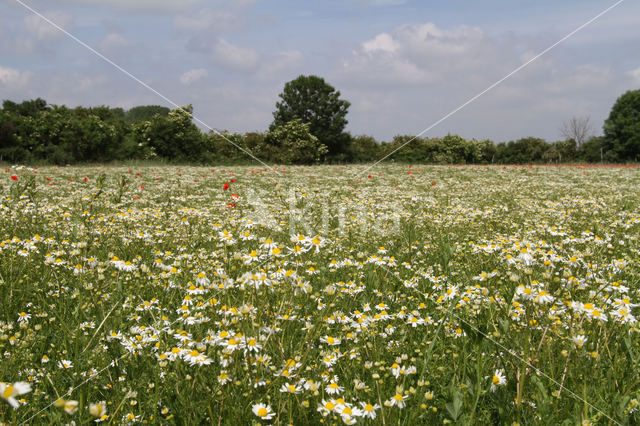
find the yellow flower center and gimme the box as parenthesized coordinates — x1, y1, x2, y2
(3, 385, 14, 398)
(257, 407, 268, 417)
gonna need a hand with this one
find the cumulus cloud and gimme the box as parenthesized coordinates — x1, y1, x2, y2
(0, 66, 32, 88)
(332, 21, 636, 142)
(180, 68, 208, 85)
(362, 33, 398, 54)
(212, 38, 259, 70)
(339, 22, 499, 89)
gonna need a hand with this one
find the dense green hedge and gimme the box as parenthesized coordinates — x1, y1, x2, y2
(0, 98, 627, 165)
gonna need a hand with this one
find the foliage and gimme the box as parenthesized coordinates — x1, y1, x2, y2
(271, 75, 351, 158)
(266, 119, 328, 164)
(132, 105, 205, 163)
(124, 105, 170, 122)
(1, 96, 636, 166)
(603, 90, 640, 162)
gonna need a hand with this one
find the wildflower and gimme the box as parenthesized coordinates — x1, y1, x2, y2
(243, 337, 263, 353)
(320, 335, 341, 346)
(17, 312, 31, 323)
(386, 392, 408, 408)
(0, 381, 31, 408)
(123, 413, 141, 423)
(318, 399, 337, 416)
(279, 382, 302, 394)
(337, 403, 362, 424)
(183, 349, 212, 366)
(89, 401, 107, 419)
(252, 403, 275, 420)
(571, 335, 587, 348)
(360, 401, 380, 419)
(55, 398, 79, 414)
(58, 359, 73, 369)
(326, 381, 344, 395)
(491, 369, 506, 391)
(218, 370, 231, 385)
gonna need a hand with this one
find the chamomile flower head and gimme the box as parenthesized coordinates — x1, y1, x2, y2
(252, 403, 275, 420)
(1, 381, 31, 408)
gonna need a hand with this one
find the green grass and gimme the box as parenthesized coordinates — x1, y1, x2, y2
(1, 164, 639, 424)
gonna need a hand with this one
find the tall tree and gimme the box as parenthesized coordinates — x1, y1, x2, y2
(559, 116, 593, 148)
(271, 75, 350, 158)
(603, 90, 640, 162)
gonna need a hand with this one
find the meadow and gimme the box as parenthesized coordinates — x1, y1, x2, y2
(1, 163, 639, 424)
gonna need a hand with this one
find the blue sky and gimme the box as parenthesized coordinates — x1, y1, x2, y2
(1, 0, 639, 143)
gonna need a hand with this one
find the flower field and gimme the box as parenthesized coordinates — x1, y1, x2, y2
(1, 164, 640, 424)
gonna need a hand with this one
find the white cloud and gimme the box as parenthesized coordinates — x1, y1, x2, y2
(332, 20, 636, 142)
(628, 67, 640, 86)
(180, 68, 208, 85)
(363, 33, 398, 54)
(212, 38, 259, 70)
(341, 22, 495, 89)
(0, 66, 32, 88)
(24, 11, 72, 40)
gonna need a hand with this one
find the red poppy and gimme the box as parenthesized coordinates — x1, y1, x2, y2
(84, 177, 88, 182)
(223, 183, 230, 191)
(368, 175, 372, 178)
(11, 175, 18, 180)
(230, 179, 236, 183)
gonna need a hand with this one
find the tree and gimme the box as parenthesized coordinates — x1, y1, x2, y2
(271, 75, 350, 158)
(133, 105, 205, 162)
(266, 119, 328, 165)
(125, 105, 170, 122)
(603, 90, 640, 162)
(560, 116, 593, 148)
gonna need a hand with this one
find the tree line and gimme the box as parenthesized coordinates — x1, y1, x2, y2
(1, 75, 638, 165)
